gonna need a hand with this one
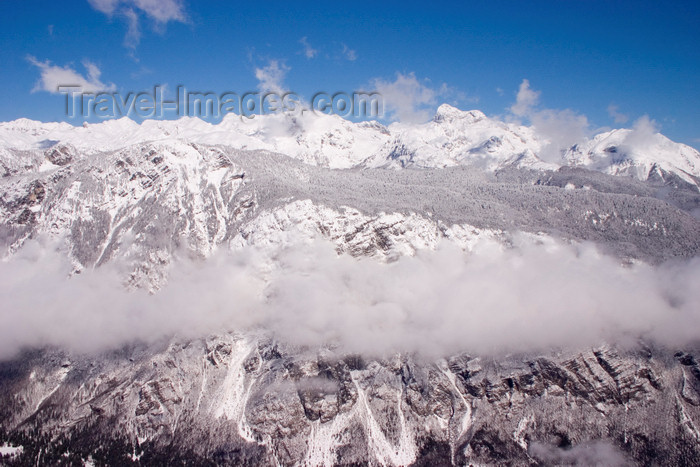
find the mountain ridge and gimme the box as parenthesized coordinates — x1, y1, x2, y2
(2, 105, 699, 189)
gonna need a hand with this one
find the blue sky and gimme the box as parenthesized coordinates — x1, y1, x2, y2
(0, 0, 698, 148)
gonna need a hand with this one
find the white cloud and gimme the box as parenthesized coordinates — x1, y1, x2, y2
(89, 0, 184, 22)
(371, 72, 440, 123)
(1, 236, 699, 360)
(508, 79, 591, 162)
(299, 37, 318, 59)
(88, 0, 186, 49)
(341, 43, 357, 61)
(131, 0, 185, 23)
(123, 8, 140, 49)
(510, 79, 540, 117)
(530, 108, 590, 160)
(370, 73, 473, 123)
(254, 59, 289, 94)
(631, 114, 658, 133)
(620, 115, 660, 151)
(607, 104, 629, 124)
(27, 56, 116, 94)
(87, 0, 120, 15)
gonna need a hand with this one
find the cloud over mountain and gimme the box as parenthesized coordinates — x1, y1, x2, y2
(2, 236, 699, 360)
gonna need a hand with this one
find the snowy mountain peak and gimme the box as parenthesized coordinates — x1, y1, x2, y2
(562, 126, 700, 187)
(433, 104, 486, 124)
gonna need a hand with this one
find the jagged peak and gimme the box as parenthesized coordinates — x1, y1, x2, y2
(433, 104, 486, 124)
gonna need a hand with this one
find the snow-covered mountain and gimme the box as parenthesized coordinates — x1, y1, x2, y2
(1, 107, 700, 465)
(563, 127, 700, 187)
(2, 105, 699, 186)
(361, 105, 549, 171)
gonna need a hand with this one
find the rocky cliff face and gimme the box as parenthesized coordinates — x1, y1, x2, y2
(1, 114, 700, 465)
(1, 338, 700, 465)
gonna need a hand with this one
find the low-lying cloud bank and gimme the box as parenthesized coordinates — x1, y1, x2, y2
(1, 236, 699, 360)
